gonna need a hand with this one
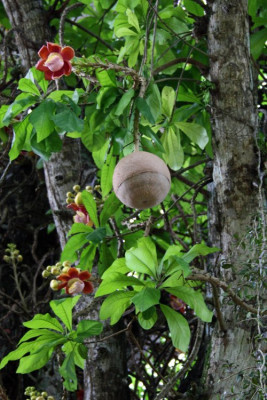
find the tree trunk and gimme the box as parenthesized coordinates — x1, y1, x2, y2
(2, 1, 130, 398)
(2, 0, 51, 70)
(205, 0, 263, 398)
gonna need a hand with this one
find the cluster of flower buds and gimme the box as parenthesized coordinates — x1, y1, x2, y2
(42, 261, 94, 296)
(42, 260, 71, 279)
(24, 386, 54, 400)
(66, 184, 103, 226)
(3, 243, 23, 264)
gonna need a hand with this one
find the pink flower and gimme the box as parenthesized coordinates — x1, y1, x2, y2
(57, 268, 94, 295)
(36, 42, 75, 81)
(67, 203, 94, 227)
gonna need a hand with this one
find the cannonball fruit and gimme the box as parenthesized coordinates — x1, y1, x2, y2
(113, 151, 171, 209)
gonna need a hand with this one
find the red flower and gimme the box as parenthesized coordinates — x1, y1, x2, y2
(57, 268, 94, 295)
(67, 203, 94, 227)
(36, 42, 75, 81)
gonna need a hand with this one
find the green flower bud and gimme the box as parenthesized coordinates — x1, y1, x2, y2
(3, 255, 10, 263)
(42, 270, 51, 278)
(63, 260, 71, 268)
(62, 266, 70, 273)
(41, 392, 48, 397)
(50, 280, 59, 291)
(55, 262, 62, 268)
(13, 250, 19, 256)
(74, 192, 83, 206)
(36, 397, 44, 400)
(73, 184, 80, 192)
(86, 185, 92, 191)
(67, 192, 74, 197)
(66, 197, 73, 204)
(46, 266, 52, 272)
(51, 267, 61, 276)
(17, 255, 23, 262)
(47, 397, 55, 400)
(94, 185, 101, 191)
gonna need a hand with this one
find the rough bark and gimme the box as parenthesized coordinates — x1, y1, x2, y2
(2, 0, 51, 70)
(206, 1, 262, 398)
(2, 1, 130, 399)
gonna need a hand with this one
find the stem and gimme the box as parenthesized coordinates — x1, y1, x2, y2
(133, 107, 140, 152)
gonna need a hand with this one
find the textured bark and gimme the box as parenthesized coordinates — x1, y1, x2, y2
(43, 138, 82, 249)
(206, 0, 261, 398)
(2, 0, 51, 70)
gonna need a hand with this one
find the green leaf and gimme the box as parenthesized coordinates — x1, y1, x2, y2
(95, 273, 144, 297)
(96, 69, 117, 87)
(175, 122, 208, 150)
(166, 287, 213, 322)
(160, 304, 190, 352)
(138, 307, 158, 330)
(136, 97, 156, 124)
(68, 223, 94, 236)
(115, 88, 135, 116)
(101, 147, 116, 197)
(101, 258, 131, 279)
(162, 86, 176, 119)
(82, 190, 99, 228)
(18, 78, 40, 96)
(250, 28, 267, 59)
(76, 320, 103, 341)
(52, 110, 84, 133)
(9, 116, 32, 161)
(60, 233, 89, 262)
(100, 192, 121, 226)
(17, 347, 55, 374)
(184, 0, 204, 16)
(29, 67, 49, 93)
(132, 287, 160, 312)
(18, 329, 63, 344)
(0, 342, 38, 369)
(125, 237, 158, 278)
(86, 227, 106, 244)
(59, 351, 78, 391)
(3, 93, 38, 125)
(23, 313, 64, 332)
(162, 126, 184, 170)
(182, 244, 220, 263)
(78, 243, 96, 271)
(146, 84, 162, 122)
(100, 291, 135, 324)
(50, 296, 81, 332)
(116, 27, 137, 37)
(126, 9, 140, 32)
(29, 100, 56, 142)
(0, 105, 9, 128)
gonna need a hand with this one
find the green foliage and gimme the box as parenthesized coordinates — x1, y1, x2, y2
(96, 237, 217, 350)
(0, 296, 103, 391)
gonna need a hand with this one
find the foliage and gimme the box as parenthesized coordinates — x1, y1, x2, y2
(0, 296, 103, 392)
(0, 0, 265, 398)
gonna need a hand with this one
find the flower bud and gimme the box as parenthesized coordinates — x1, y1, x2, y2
(3, 255, 10, 263)
(47, 397, 55, 400)
(51, 267, 61, 276)
(94, 185, 101, 191)
(36, 397, 44, 400)
(17, 255, 23, 262)
(63, 260, 71, 268)
(41, 392, 48, 397)
(73, 185, 80, 192)
(66, 198, 73, 204)
(50, 280, 59, 291)
(46, 265, 52, 272)
(13, 250, 19, 256)
(42, 270, 51, 278)
(67, 192, 74, 198)
(86, 185, 92, 191)
(55, 262, 62, 268)
(74, 192, 83, 206)
(62, 266, 70, 273)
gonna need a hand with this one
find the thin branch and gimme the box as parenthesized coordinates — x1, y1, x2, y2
(154, 320, 204, 400)
(153, 57, 208, 76)
(65, 18, 114, 51)
(211, 283, 227, 332)
(59, 2, 84, 46)
(187, 271, 266, 316)
(109, 217, 124, 258)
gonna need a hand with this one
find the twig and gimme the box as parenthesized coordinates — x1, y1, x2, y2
(59, 3, 84, 46)
(154, 320, 204, 400)
(187, 271, 266, 316)
(133, 107, 140, 152)
(109, 218, 124, 258)
(211, 283, 227, 332)
(0, 385, 10, 400)
(0, 160, 12, 187)
(65, 19, 114, 51)
(153, 57, 208, 76)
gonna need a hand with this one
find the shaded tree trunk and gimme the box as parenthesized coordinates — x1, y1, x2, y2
(205, 0, 263, 398)
(2, 1, 130, 399)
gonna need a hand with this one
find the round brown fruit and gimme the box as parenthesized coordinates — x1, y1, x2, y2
(113, 151, 171, 210)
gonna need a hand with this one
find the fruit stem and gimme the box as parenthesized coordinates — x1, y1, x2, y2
(133, 107, 140, 152)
